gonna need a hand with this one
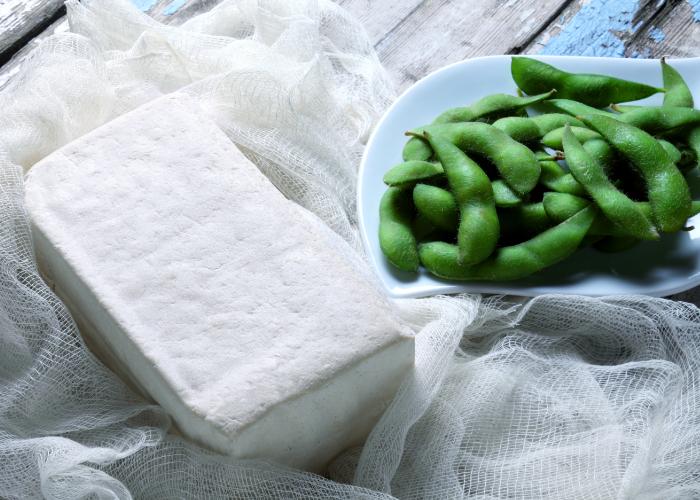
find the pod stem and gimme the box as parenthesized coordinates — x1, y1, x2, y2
(405, 130, 429, 140)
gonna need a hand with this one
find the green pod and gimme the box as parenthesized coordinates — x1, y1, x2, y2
(379, 187, 419, 271)
(492, 113, 584, 143)
(434, 90, 555, 124)
(545, 98, 617, 118)
(582, 138, 616, 169)
(543, 192, 700, 236)
(611, 104, 641, 113)
(511, 57, 664, 107)
(542, 126, 601, 149)
(531, 113, 585, 132)
(422, 132, 499, 265)
(492, 180, 522, 207)
(682, 127, 700, 172)
(491, 116, 541, 143)
(617, 106, 700, 134)
(580, 114, 692, 233)
(660, 58, 699, 172)
(412, 184, 458, 232)
(657, 140, 682, 165)
(542, 193, 590, 220)
(499, 202, 552, 242)
(408, 122, 541, 195)
(383, 160, 444, 187)
(536, 151, 586, 196)
(418, 206, 596, 281)
(662, 58, 694, 108)
(561, 125, 658, 240)
(403, 135, 433, 162)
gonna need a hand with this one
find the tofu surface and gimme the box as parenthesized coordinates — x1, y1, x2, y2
(24, 94, 414, 471)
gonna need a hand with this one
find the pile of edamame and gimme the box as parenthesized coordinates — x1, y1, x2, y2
(379, 57, 700, 281)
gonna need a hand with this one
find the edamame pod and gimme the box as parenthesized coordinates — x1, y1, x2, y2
(407, 122, 541, 195)
(538, 159, 586, 196)
(412, 184, 458, 232)
(611, 104, 641, 113)
(545, 98, 617, 118)
(419, 206, 596, 281)
(662, 57, 694, 108)
(383, 160, 444, 187)
(379, 187, 419, 271)
(659, 57, 699, 171)
(580, 114, 692, 232)
(512, 57, 664, 107)
(683, 127, 700, 171)
(542, 126, 601, 149)
(492, 180, 522, 207)
(499, 202, 552, 242)
(657, 140, 682, 164)
(543, 192, 700, 236)
(617, 106, 700, 134)
(422, 132, 499, 264)
(582, 138, 616, 169)
(403, 136, 433, 162)
(434, 90, 555, 124)
(492, 113, 584, 143)
(562, 125, 658, 240)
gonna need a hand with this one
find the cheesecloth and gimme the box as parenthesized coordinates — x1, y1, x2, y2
(1, 1, 700, 498)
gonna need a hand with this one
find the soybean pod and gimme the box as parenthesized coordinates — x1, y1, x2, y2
(407, 122, 541, 195)
(379, 187, 420, 271)
(542, 126, 601, 149)
(419, 206, 596, 281)
(492, 113, 584, 143)
(511, 57, 664, 107)
(662, 57, 694, 108)
(561, 125, 658, 240)
(580, 114, 692, 233)
(434, 90, 555, 124)
(492, 180, 522, 207)
(412, 184, 458, 232)
(537, 152, 586, 196)
(543, 192, 700, 236)
(383, 160, 444, 187)
(421, 131, 499, 265)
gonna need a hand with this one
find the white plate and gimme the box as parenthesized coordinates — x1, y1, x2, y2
(358, 55, 700, 298)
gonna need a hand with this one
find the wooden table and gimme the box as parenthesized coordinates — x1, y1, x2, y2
(2, 0, 700, 303)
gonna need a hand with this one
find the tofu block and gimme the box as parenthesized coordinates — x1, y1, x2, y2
(24, 94, 414, 472)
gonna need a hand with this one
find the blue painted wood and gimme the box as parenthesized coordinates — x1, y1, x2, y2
(539, 0, 641, 57)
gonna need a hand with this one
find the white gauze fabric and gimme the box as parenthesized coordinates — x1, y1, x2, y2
(1, 1, 700, 498)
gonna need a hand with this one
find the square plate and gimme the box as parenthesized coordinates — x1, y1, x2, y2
(358, 55, 700, 298)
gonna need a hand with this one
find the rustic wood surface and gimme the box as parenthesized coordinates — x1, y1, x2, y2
(2, 0, 700, 303)
(0, 0, 63, 61)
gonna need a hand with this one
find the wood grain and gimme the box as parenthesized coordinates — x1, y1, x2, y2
(624, 0, 700, 58)
(336, 0, 424, 46)
(0, 0, 63, 61)
(524, 0, 671, 56)
(373, 0, 572, 90)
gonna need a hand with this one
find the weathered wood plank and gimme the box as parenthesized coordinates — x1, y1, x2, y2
(523, 0, 678, 57)
(0, 0, 208, 90)
(624, 0, 700, 58)
(374, 0, 572, 91)
(0, 0, 63, 63)
(0, 17, 67, 91)
(336, 0, 423, 46)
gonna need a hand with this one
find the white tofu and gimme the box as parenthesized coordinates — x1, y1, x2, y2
(24, 94, 414, 472)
